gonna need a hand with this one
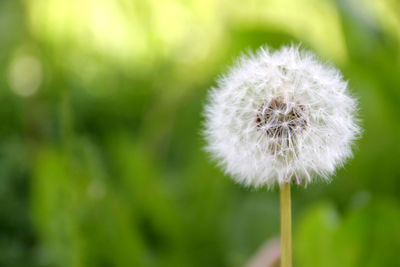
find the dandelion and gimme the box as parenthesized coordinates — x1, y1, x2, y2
(203, 45, 360, 267)
(204, 45, 359, 188)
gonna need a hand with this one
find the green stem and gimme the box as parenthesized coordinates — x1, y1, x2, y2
(280, 182, 292, 267)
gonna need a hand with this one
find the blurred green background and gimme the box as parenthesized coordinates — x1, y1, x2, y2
(1, 0, 400, 266)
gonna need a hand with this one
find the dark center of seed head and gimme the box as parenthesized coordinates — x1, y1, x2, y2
(256, 97, 307, 138)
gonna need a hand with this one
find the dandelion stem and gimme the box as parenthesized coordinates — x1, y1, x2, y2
(280, 182, 292, 267)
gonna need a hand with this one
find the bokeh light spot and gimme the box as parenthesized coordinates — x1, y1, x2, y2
(8, 55, 42, 97)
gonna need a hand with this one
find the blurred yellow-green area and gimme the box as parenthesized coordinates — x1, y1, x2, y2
(1, 0, 400, 266)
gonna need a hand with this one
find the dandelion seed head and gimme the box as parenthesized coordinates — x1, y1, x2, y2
(203, 45, 360, 188)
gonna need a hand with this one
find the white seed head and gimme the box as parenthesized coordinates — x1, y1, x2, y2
(203, 45, 360, 188)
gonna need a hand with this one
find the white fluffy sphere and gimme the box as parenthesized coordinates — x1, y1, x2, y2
(204, 45, 360, 188)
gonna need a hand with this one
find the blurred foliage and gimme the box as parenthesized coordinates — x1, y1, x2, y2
(0, 0, 400, 266)
(295, 198, 400, 267)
